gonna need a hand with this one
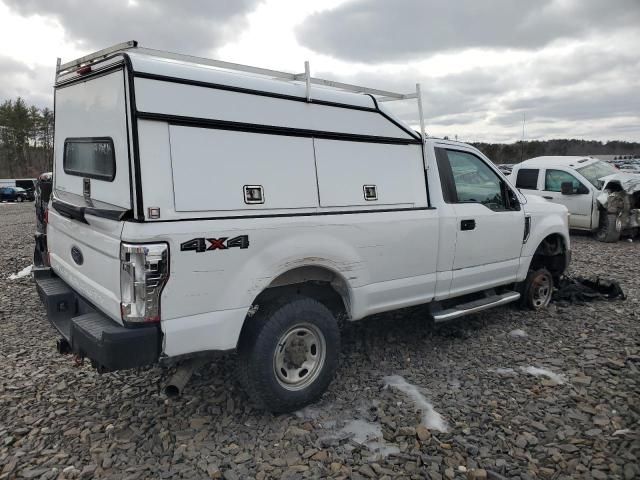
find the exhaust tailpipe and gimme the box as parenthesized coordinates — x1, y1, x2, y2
(164, 358, 207, 398)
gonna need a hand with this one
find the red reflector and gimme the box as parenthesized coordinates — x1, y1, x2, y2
(76, 65, 92, 75)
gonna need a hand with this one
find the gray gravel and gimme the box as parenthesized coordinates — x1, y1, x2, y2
(1, 202, 639, 480)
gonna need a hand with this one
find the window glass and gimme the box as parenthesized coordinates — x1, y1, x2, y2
(576, 160, 617, 187)
(63, 138, 115, 181)
(545, 169, 582, 192)
(445, 150, 506, 211)
(515, 169, 539, 190)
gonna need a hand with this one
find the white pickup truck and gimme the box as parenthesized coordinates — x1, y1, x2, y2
(35, 42, 570, 412)
(511, 156, 640, 242)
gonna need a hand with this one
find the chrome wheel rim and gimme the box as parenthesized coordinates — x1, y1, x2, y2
(273, 323, 326, 391)
(531, 274, 552, 308)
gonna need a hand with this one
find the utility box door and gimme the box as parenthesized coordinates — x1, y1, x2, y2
(169, 126, 318, 212)
(314, 139, 426, 207)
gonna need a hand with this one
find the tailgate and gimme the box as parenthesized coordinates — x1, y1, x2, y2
(48, 210, 124, 322)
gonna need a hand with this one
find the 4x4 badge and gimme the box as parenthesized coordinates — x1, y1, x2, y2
(180, 236, 249, 253)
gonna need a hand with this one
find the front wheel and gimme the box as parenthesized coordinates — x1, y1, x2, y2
(16, 196, 23, 203)
(237, 295, 340, 413)
(595, 212, 621, 243)
(521, 268, 553, 310)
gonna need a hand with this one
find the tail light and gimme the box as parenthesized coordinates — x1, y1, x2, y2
(120, 243, 169, 324)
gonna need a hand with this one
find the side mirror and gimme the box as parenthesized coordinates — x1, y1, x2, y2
(577, 184, 590, 195)
(560, 182, 575, 195)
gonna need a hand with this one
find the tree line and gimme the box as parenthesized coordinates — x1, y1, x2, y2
(1, 96, 639, 177)
(0, 97, 53, 178)
(473, 139, 640, 165)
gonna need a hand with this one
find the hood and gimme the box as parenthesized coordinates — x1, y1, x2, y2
(599, 172, 640, 194)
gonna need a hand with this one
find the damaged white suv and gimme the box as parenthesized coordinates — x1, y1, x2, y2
(511, 156, 640, 242)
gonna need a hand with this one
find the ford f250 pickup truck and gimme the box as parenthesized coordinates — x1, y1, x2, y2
(34, 42, 570, 412)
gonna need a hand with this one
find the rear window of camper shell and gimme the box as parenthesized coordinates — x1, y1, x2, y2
(63, 137, 115, 181)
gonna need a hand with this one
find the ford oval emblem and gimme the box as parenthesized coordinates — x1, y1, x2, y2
(71, 246, 84, 266)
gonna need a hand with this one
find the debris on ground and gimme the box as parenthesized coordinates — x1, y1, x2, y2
(7, 264, 32, 280)
(554, 275, 626, 303)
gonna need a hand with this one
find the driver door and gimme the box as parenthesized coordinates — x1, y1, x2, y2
(435, 148, 525, 296)
(541, 169, 593, 229)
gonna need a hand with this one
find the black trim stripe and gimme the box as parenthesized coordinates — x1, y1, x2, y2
(367, 94, 421, 141)
(122, 54, 145, 221)
(146, 206, 435, 223)
(137, 111, 422, 145)
(134, 71, 381, 113)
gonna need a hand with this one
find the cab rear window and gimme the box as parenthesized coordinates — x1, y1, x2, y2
(63, 137, 115, 181)
(515, 168, 539, 190)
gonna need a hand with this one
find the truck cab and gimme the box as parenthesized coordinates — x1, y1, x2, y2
(35, 42, 571, 412)
(510, 156, 640, 242)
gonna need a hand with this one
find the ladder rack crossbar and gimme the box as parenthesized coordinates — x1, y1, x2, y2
(57, 40, 138, 74)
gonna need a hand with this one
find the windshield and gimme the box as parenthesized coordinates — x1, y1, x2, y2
(14, 187, 26, 192)
(576, 160, 618, 187)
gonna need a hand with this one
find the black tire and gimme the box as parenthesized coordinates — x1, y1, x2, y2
(237, 295, 340, 413)
(595, 212, 621, 243)
(521, 268, 553, 310)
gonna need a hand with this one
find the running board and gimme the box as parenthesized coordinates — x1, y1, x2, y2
(431, 291, 521, 323)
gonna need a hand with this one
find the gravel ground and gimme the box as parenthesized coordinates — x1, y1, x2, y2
(1, 202, 638, 480)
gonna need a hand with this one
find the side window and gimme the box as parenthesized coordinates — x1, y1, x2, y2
(515, 168, 539, 190)
(436, 148, 513, 211)
(544, 169, 582, 193)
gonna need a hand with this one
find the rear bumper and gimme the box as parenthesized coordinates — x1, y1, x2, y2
(35, 269, 160, 372)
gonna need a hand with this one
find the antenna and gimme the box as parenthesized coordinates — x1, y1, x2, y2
(520, 112, 526, 162)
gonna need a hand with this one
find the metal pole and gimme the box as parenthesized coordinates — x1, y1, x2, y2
(416, 83, 428, 169)
(305, 61, 311, 102)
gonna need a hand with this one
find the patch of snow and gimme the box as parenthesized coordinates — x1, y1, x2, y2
(493, 368, 517, 375)
(383, 375, 448, 432)
(341, 419, 381, 444)
(294, 406, 322, 420)
(8, 265, 32, 280)
(520, 366, 567, 385)
(340, 419, 399, 458)
(509, 328, 528, 338)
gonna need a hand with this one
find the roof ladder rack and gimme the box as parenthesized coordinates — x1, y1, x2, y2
(55, 40, 428, 143)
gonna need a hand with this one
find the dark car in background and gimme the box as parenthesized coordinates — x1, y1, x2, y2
(0, 186, 30, 202)
(16, 179, 36, 200)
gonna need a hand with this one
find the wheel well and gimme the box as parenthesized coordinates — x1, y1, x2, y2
(529, 234, 568, 279)
(247, 266, 350, 323)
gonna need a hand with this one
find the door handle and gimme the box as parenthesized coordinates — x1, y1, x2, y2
(461, 219, 476, 231)
(542, 196, 553, 200)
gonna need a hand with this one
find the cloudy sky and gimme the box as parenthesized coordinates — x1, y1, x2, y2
(0, 0, 638, 143)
